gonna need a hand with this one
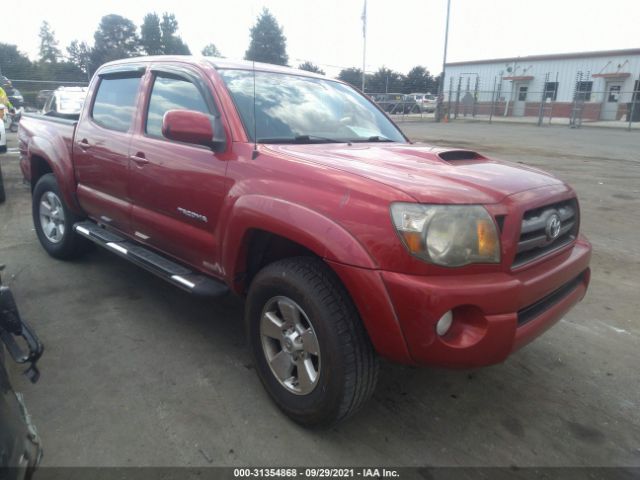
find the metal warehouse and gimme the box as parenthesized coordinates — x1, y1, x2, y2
(443, 48, 640, 122)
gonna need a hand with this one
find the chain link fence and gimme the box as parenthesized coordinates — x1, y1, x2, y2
(375, 73, 640, 132)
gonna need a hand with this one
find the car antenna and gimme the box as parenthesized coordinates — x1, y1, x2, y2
(251, 60, 259, 160)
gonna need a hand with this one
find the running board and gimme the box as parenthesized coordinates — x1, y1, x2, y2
(73, 221, 228, 297)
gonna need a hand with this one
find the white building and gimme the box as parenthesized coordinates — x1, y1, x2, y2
(444, 48, 640, 121)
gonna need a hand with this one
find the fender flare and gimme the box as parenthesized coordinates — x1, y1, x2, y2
(28, 136, 82, 214)
(221, 194, 377, 284)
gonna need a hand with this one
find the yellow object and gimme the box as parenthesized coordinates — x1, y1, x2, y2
(402, 231, 423, 254)
(0, 87, 13, 110)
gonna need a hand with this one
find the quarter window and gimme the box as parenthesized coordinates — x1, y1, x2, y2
(92, 76, 141, 132)
(146, 75, 210, 138)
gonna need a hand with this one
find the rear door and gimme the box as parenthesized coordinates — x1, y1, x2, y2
(127, 64, 229, 273)
(74, 65, 146, 234)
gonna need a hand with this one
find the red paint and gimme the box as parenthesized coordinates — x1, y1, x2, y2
(162, 110, 214, 146)
(19, 56, 592, 367)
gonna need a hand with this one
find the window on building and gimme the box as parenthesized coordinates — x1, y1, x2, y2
(633, 80, 640, 103)
(92, 76, 142, 132)
(574, 81, 593, 102)
(543, 82, 558, 101)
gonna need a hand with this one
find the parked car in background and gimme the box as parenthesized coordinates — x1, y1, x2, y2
(0, 264, 44, 477)
(42, 87, 88, 119)
(407, 93, 437, 112)
(35, 90, 54, 110)
(370, 92, 405, 112)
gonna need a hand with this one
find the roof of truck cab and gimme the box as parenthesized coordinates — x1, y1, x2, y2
(99, 56, 327, 80)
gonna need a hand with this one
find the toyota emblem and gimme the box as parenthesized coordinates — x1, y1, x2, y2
(545, 213, 562, 241)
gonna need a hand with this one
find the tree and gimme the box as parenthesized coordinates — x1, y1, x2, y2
(201, 43, 222, 57)
(140, 13, 163, 55)
(244, 8, 288, 66)
(338, 67, 365, 89)
(39, 21, 61, 63)
(368, 67, 404, 93)
(67, 40, 92, 77)
(298, 61, 325, 75)
(0, 43, 33, 79)
(91, 15, 140, 70)
(404, 66, 435, 94)
(160, 13, 191, 55)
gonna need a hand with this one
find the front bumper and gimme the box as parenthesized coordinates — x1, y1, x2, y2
(382, 237, 591, 367)
(330, 236, 591, 367)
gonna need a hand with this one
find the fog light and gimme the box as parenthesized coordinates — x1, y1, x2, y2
(436, 311, 453, 336)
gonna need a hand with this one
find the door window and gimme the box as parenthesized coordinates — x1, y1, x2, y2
(146, 75, 210, 138)
(517, 86, 528, 101)
(607, 85, 621, 103)
(92, 76, 142, 132)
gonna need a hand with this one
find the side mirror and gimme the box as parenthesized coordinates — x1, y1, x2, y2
(162, 109, 226, 152)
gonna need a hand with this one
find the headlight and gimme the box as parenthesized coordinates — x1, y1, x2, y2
(390, 203, 500, 266)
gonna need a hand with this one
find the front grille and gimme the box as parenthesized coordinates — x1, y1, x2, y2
(513, 199, 579, 268)
(517, 272, 585, 327)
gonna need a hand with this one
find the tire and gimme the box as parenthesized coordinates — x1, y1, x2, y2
(246, 257, 378, 427)
(32, 173, 88, 259)
(0, 164, 5, 203)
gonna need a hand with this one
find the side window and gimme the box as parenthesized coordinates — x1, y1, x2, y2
(146, 75, 210, 138)
(92, 76, 142, 132)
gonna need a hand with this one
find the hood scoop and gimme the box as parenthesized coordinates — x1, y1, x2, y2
(437, 150, 485, 162)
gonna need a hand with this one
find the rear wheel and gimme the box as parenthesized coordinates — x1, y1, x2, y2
(32, 174, 88, 259)
(246, 257, 378, 426)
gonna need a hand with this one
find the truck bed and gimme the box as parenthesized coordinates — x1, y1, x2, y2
(20, 114, 77, 178)
(19, 113, 78, 211)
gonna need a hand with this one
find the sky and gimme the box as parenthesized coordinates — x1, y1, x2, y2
(1, 0, 639, 78)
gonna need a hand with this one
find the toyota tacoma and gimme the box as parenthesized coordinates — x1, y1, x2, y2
(18, 57, 591, 426)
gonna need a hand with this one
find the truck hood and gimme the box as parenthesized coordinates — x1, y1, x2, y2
(265, 143, 564, 204)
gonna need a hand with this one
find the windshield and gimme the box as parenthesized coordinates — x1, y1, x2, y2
(218, 69, 406, 144)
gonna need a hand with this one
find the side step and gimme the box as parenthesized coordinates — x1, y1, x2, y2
(74, 221, 229, 298)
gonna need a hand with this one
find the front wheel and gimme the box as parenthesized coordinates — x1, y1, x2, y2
(246, 257, 378, 427)
(32, 174, 88, 259)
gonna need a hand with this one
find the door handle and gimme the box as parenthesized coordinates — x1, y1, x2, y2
(130, 152, 149, 166)
(78, 139, 92, 150)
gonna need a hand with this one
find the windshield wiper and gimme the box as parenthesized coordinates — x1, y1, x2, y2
(257, 135, 343, 144)
(347, 135, 395, 143)
(366, 135, 394, 142)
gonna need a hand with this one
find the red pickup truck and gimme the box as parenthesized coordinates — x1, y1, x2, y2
(18, 56, 591, 426)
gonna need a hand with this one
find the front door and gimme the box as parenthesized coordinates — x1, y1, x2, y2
(512, 83, 528, 116)
(74, 70, 145, 235)
(600, 81, 624, 120)
(127, 65, 229, 274)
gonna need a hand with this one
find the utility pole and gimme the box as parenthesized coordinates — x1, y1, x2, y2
(361, 0, 367, 92)
(436, 0, 451, 122)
